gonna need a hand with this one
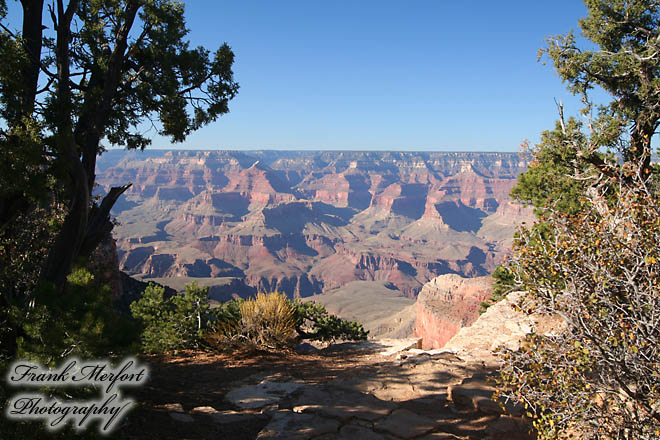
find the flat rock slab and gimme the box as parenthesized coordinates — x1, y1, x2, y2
(406, 349, 459, 359)
(257, 410, 340, 440)
(398, 396, 451, 421)
(339, 423, 397, 439)
(322, 338, 422, 357)
(485, 415, 534, 440)
(226, 381, 305, 409)
(330, 374, 421, 402)
(448, 379, 494, 408)
(378, 338, 423, 356)
(371, 380, 420, 402)
(292, 385, 397, 422)
(156, 403, 184, 412)
(448, 378, 522, 416)
(211, 409, 268, 424)
(190, 406, 219, 415)
(418, 433, 468, 439)
(331, 376, 383, 394)
(295, 342, 320, 354)
(374, 408, 442, 439)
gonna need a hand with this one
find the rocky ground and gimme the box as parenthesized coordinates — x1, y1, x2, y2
(117, 338, 533, 440)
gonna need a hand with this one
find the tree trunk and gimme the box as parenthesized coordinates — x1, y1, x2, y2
(79, 183, 131, 258)
(40, 0, 84, 289)
(19, 0, 44, 116)
(40, 0, 134, 286)
(41, 158, 89, 287)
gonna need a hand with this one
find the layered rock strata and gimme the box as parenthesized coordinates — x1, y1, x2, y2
(415, 274, 493, 349)
(97, 150, 532, 299)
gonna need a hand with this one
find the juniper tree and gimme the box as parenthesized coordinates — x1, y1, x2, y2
(496, 1, 660, 438)
(0, 0, 237, 361)
(0, 0, 238, 288)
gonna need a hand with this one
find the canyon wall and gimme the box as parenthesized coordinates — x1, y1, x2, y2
(415, 274, 493, 349)
(97, 150, 533, 300)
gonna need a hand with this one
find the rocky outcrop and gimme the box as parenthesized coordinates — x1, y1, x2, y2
(444, 291, 565, 364)
(89, 237, 124, 300)
(415, 274, 493, 349)
(116, 272, 177, 313)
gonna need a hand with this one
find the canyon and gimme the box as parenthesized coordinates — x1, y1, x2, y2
(98, 150, 533, 328)
(415, 274, 494, 349)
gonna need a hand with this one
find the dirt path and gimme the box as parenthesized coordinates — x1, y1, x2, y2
(117, 341, 532, 440)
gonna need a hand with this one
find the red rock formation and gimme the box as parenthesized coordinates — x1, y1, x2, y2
(415, 274, 493, 349)
(494, 199, 535, 220)
(97, 151, 531, 299)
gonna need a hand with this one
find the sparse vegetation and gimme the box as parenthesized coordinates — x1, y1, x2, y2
(11, 266, 138, 363)
(498, 169, 660, 439)
(479, 264, 515, 313)
(133, 288, 368, 354)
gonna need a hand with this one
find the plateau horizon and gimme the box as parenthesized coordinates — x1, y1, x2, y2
(104, 148, 527, 153)
(98, 150, 533, 310)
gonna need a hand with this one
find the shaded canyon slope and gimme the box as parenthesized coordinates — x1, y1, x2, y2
(97, 150, 533, 300)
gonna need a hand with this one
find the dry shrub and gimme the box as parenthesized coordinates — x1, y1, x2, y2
(206, 292, 297, 350)
(239, 292, 297, 348)
(497, 169, 660, 439)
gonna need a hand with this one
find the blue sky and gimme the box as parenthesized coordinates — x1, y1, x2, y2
(8, 1, 602, 151)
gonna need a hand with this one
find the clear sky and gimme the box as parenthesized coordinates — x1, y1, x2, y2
(8, 1, 604, 152)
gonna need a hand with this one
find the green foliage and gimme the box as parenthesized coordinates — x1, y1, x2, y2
(479, 264, 515, 313)
(496, 2, 660, 438)
(1, 0, 239, 290)
(511, 120, 592, 217)
(0, 120, 51, 215)
(11, 267, 138, 364)
(130, 281, 211, 353)
(539, 1, 660, 166)
(0, 0, 239, 147)
(137, 288, 370, 353)
(206, 293, 368, 351)
(204, 298, 243, 350)
(66, 0, 239, 148)
(293, 300, 369, 343)
(0, 210, 138, 440)
(0, 206, 62, 362)
(212, 297, 243, 324)
(0, 1, 238, 431)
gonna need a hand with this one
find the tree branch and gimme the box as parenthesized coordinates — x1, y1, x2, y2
(79, 183, 131, 258)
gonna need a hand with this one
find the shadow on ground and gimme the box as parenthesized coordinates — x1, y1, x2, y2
(117, 346, 531, 440)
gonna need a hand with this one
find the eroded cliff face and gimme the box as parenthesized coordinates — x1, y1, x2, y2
(98, 150, 532, 299)
(444, 291, 566, 363)
(415, 274, 493, 349)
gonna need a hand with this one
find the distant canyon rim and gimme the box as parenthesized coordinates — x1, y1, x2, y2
(98, 150, 533, 340)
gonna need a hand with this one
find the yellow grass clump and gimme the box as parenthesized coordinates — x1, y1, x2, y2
(205, 292, 298, 351)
